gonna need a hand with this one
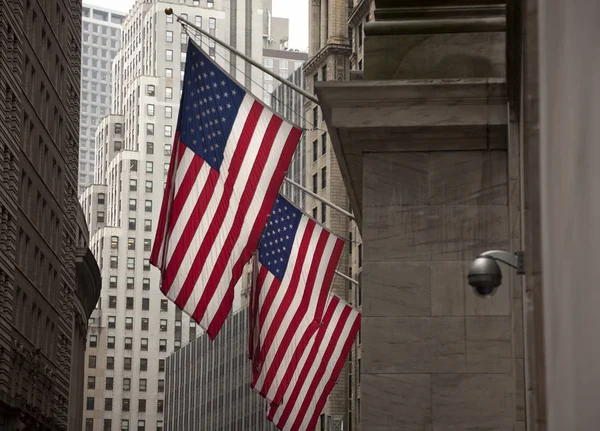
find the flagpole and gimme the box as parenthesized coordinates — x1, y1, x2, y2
(283, 177, 356, 221)
(335, 270, 360, 287)
(165, 8, 319, 105)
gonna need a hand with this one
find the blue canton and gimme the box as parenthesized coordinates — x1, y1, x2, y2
(179, 41, 246, 171)
(258, 194, 302, 280)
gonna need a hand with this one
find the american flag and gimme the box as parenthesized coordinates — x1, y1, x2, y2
(150, 41, 303, 339)
(249, 194, 344, 404)
(267, 293, 361, 431)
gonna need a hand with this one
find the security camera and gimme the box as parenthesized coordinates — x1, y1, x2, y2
(468, 256, 502, 297)
(467, 250, 525, 297)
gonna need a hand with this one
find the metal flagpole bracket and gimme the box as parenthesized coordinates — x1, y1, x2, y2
(165, 8, 320, 105)
(335, 270, 359, 287)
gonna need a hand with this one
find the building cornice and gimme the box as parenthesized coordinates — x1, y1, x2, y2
(348, 0, 371, 27)
(303, 44, 352, 75)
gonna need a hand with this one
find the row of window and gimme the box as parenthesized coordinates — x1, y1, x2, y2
(312, 133, 327, 161)
(144, 123, 173, 137)
(107, 253, 152, 269)
(85, 418, 162, 431)
(106, 296, 169, 312)
(110, 235, 152, 250)
(312, 167, 327, 193)
(89, 356, 165, 372)
(312, 202, 327, 224)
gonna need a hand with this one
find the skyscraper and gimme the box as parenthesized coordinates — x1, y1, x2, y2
(0, 0, 101, 430)
(79, 5, 125, 195)
(80, 1, 264, 430)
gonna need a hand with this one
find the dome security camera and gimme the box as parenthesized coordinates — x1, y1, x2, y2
(468, 256, 503, 297)
(467, 250, 525, 297)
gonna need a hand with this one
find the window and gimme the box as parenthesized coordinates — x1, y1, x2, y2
(107, 357, 114, 370)
(147, 104, 155, 116)
(313, 173, 318, 193)
(106, 377, 113, 390)
(146, 142, 154, 154)
(139, 399, 147, 412)
(180, 32, 187, 44)
(114, 141, 122, 152)
(129, 179, 137, 191)
(264, 57, 274, 68)
(313, 140, 318, 162)
(109, 275, 117, 288)
(129, 199, 137, 211)
(165, 87, 173, 99)
(158, 379, 165, 392)
(166, 30, 173, 42)
(165, 68, 173, 78)
(159, 359, 165, 372)
(321, 133, 327, 155)
(108, 316, 116, 328)
(105, 398, 113, 411)
(321, 202, 327, 223)
(104, 419, 112, 431)
(139, 379, 147, 392)
(88, 376, 96, 389)
(157, 421, 163, 431)
(147, 124, 154, 135)
(145, 181, 153, 193)
(141, 338, 148, 351)
(358, 23, 363, 47)
(164, 125, 172, 137)
(110, 236, 118, 249)
(358, 243, 362, 268)
(160, 299, 168, 311)
(127, 257, 135, 270)
(128, 218, 136, 230)
(146, 85, 155, 97)
(195, 15, 202, 26)
(166, 13, 173, 23)
(107, 336, 115, 349)
(86, 419, 94, 431)
(126, 277, 134, 289)
(146, 161, 153, 173)
(126, 297, 134, 310)
(321, 167, 327, 189)
(141, 318, 149, 331)
(160, 319, 167, 331)
(114, 123, 123, 134)
(128, 238, 136, 250)
(165, 49, 173, 61)
(312, 206, 318, 219)
(97, 211, 105, 223)
(142, 278, 151, 290)
(121, 419, 129, 431)
(165, 106, 172, 118)
(208, 0, 214, 7)
(140, 358, 148, 371)
(159, 339, 167, 352)
(322, 65, 327, 81)
(313, 107, 318, 125)
(144, 239, 152, 252)
(122, 398, 130, 412)
(157, 399, 164, 413)
(108, 296, 117, 308)
(97, 193, 105, 205)
(123, 378, 131, 391)
(130, 160, 138, 172)
(313, 73, 318, 94)
(142, 298, 150, 310)
(89, 335, 97, 348)
(88, 355, 97, 368)
(180, 51, 187, 63)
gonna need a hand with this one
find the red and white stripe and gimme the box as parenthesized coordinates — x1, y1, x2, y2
(250, 217, 344, 404)
(151, 94, 302, 339)
(267, 294, 361, 431)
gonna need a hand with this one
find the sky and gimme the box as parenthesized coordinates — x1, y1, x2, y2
(84, 0, 309, 50)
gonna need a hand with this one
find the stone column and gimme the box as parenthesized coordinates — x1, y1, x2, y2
(320, 0, 328, 48)
(309, 0, 322, 56)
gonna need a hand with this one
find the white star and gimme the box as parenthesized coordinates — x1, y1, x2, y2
(224, 92, 229, 98)
(210, 71, 215, 76)
(232, 89, 237, 95)
(203, 73, 208, 78)
(221, 80, 226, 86)
(280, 257, 283, 262)
(282, 246, 286, 251)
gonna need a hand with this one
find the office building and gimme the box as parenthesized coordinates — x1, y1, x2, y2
(79, 5, 125, 195)
(271, 65, 307, 209)
(80, 1, 264, 430)
(0, 1, 101, 430)
(165, 307, 278, 431)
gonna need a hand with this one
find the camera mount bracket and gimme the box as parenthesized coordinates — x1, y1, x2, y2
(479, 250, 525, 275)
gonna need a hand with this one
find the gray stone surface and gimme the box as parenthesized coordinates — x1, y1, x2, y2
(361, 374, 432, 430)
(465, 316, 513, 373)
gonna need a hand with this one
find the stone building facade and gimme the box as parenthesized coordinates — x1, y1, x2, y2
(0, 1, 101, 430)
(315, 0, 535, 430)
